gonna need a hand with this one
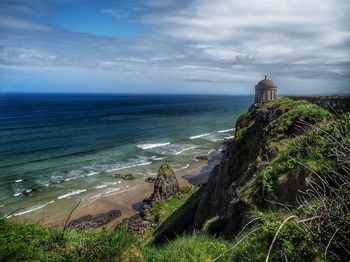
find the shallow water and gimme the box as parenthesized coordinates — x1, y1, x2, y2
(0, 93, 252, 217)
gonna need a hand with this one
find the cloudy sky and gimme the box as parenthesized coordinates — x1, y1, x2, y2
(0, 0, 349, 94)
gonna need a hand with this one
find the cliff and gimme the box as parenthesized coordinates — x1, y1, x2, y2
(194, 96, 350, 247)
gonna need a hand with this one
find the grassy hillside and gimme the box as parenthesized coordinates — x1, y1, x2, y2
(1, 98, 349, 261)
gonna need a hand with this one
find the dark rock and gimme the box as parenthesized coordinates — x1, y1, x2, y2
(152, 164, 180, 200)
(195, 155, 209, 161)
(145, 177, 156, 183)
(113, 173, 137, 180)
(22, 188, 39, 196)
(113, 173, 123, 178)
(123, 173, 136, 180)
(67, 210, 121, 230)
(116, 214, 155, 235)
(119, 164, 180, 235)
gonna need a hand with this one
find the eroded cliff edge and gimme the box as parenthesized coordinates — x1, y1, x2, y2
(194, 97, 349, 237)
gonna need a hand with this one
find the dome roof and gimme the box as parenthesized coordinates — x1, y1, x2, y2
(256, 77, 277, 89)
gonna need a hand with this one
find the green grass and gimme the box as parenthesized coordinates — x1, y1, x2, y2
(266, 98, 332, 142)
(150, 187, 198, 224)
(0, 219, 138, 262)
(256, 112, 350, 197)
(144, 232, 231, 262)
(143, 187, 200, 242)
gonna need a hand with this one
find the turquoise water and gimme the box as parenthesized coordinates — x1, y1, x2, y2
(0, 93, 252, 217)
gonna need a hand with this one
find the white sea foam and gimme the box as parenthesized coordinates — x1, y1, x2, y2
(50, 175, 64, 184)
(104, 188, 120, 195)
(105, 161, 152, 172)
(89, 194, 102, 201)
(137, 142, 170, 150)
(225, 135, 235, 139)
(14, 179, 22, 183)
(95, 185, 107, 189)
(57, 189, 87, 200)
(207, 149, 216, 155)
(86, 171, 100, 177)
(89, 186, 137, 201)
(13, 193, 22, 197)
(0, 204, 5, 208)
(202, 134, 224, 142)
(174, 146, 196, 155)
(189, 133, 210, 139)
(150, 156, 165, 161)
(6, 200, 55, 218)
(217, 128, 235, 133)
(174, 164, 190, 171)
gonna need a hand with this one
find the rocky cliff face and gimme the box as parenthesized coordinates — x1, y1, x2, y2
(194, 97, 335, 234)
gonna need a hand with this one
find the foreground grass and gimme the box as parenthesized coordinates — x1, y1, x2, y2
(144, 233, 230, 262)
(0, 219, 138, 261)
(0, 187, 232, 262)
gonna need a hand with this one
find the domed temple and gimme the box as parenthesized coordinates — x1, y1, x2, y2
(255, 75, 277, 103)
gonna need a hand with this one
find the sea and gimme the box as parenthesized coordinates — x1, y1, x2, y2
(0, 93, 252, 219)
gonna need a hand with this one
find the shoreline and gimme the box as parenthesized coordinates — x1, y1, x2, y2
(8, 151, 224, 230)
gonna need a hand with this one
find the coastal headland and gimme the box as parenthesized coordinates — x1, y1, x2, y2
(1, 96, 349, 261)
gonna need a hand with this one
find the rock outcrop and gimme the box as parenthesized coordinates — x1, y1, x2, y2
(151, 164, 180, 200)
(118, 164, 180, 234)
(67, 210, 121, 230)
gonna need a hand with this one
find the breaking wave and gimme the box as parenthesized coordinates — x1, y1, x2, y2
(217, 128, 235, 133)
(6, 200, 55, 218)
(137, 142, 170, 150)
(189, 133, 210, 139)
(57, 189, 87, 200)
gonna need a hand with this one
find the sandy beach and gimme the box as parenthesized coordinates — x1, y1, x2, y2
(10, 152, 223, 230)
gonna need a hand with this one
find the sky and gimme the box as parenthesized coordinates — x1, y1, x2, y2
(0, 0, 349, 95)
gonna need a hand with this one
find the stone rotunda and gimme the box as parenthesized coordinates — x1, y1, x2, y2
(255, 75, 277, 103)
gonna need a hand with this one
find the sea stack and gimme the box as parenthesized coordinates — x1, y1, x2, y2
(152, 164, 180, 200)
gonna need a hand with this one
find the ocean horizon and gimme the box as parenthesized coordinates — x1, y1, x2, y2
(0, 93, 252, 218)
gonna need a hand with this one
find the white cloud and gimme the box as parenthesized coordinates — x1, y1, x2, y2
(0, 0, 349, 94)
(101, 9, 130, 19)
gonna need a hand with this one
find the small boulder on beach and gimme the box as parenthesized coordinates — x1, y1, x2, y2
(22, 188, 39, 196)
(145, 177, 156, 183)
(195, 155, 209, 161)
(113, 173, 137, 180)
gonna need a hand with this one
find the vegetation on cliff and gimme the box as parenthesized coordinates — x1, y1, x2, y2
(196, 97, 350, 261)
(1, 97, 349, 261)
